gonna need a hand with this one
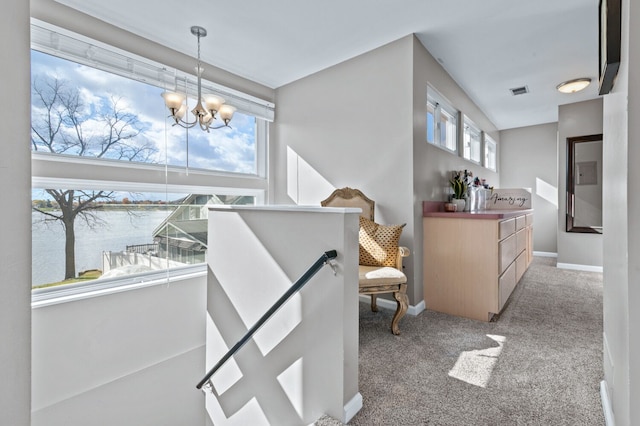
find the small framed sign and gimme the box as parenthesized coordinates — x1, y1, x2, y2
(486, 188, 532, 210)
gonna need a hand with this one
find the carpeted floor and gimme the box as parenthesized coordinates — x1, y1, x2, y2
(346, 256, 605, 425)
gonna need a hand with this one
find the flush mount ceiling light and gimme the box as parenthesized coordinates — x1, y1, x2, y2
(161, 26, 235, 132)
(556, 78, 592, 94)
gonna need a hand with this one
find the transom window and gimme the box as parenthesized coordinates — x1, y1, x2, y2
(463, 115, 482, 164)
(427, 89, 458, 153)
(484, 134, 497, 171)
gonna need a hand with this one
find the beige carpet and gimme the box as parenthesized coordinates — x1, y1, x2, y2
(345, 256, 605, 425)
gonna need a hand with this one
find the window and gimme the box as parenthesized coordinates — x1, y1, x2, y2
(31, 189, 256, 288)
(30, 22, 271, 294)
(484, 134, 497, 171)
(463, 116, 482, 164)
(427, 90, 458, 153)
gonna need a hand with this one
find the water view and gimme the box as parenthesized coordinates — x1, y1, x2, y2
(32, 210, 171, 286)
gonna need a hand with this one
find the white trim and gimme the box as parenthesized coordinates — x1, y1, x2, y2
(209, 205, 361, 214)
(409, 300, 426, 315)
(600, 381, 615, 426)
(32, 176, 266, 200)
(32, 264, 207, 308)
(342, 392, 363, 424)
(557, 262, 603, 273)
(533, 251, 558, 258)
(358, 294, 425, 316)
(31, 151, 265, 180)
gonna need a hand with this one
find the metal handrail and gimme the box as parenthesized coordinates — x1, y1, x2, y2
(196, 249, 338, 390)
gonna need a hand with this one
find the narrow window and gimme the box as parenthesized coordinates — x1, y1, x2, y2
(463, 116, 482, 164)
(426, 89, 458, 154)
(484, 134, 497, 171)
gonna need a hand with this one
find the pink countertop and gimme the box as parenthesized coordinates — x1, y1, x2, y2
(423, 201, 533, 219)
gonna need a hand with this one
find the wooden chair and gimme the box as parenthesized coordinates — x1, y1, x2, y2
(321, 187, 410, 335)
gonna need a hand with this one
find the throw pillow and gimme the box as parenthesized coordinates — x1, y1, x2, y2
(358, 216, 405, 267)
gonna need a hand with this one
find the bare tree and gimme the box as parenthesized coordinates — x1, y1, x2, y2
(31, 75, 157, 280)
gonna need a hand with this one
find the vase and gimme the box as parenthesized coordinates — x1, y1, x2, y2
(452, 198, 465, 212)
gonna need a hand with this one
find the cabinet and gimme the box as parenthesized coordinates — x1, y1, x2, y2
(423, 210, 533, 322)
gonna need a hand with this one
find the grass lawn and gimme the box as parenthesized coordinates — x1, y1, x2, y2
(32, 269, 102, 289)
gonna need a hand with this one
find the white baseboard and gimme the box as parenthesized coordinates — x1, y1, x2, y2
(358, 295, 425, 316)
(533, 251, 557, 258)
(600, 380, 615, 426)
(343, 392, 362, 424)
(557, 262, 603, 273)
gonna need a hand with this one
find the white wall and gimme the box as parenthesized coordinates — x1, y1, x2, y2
(557, 99, 603, 268)
(0, 1, 32, 425)
(31, 276, 208, 425)
(602, 0, 640, 423)
(500, 123, 558, 254)
(205, 207, 360, 424)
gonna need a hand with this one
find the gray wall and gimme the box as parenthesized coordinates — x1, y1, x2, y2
(274, 36, 417, 300)
(500, 123, 558, 254)
(602, 0, 640, 423)
(411, 37, 499, 304)
(0, 1, 32, 425)
(274, 35, 499, 305)
(557, 99, 603, 268)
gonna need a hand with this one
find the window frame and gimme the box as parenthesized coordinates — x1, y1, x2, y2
(30, 22, 270, 303)
(463, 115, 482, 165)
(426, 88, 459, 154)
(483, 133, 498, 172)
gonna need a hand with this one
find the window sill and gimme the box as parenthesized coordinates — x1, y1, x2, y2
(31, 264, 207, 309)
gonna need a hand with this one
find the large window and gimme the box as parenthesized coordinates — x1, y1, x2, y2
(30, 23, 271, 294)
(427, 90, 458, 153)
(463, 115, 482, 164)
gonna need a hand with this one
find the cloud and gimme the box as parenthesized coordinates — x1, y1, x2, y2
(31, 50, 259, 174)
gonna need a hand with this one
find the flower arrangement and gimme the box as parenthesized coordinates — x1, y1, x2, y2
(449, 170, 473, 199)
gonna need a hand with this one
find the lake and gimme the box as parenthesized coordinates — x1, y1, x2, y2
(32, 210, 171, 286)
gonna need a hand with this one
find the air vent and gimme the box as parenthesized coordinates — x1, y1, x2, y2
(510, 86, 529, 96)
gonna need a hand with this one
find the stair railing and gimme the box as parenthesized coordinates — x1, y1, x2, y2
(197, 249, 338, 391)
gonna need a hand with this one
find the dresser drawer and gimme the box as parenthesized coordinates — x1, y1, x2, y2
(516, 215, 526, 231)
(499, 233, 517, 274)
(499, 261, 517, 311)
(516, 228, 527, 255)
(516, 250, 527, 283)
(499, 218, 515, 240)
(526, 213, 534, 226)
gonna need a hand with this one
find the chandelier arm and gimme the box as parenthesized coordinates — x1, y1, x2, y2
(209, 123, 232, 130)
(168, 116, 199, 129)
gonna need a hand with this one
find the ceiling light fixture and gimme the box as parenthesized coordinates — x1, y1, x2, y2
(556, 78, 592, 94)
(161, 26, 235, 132)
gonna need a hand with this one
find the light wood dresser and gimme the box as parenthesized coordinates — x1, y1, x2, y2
(423, 203, 533, 322)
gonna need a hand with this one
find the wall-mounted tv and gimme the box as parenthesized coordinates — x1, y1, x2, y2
(599, 0, 621, 95)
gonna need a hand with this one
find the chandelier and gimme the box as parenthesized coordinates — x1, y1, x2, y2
(161, 26, 235, 132)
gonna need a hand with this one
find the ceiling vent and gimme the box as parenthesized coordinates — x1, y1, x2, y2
(510, 86, 529, 96)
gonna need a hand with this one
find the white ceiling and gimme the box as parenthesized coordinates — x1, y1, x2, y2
(56, 0, 600, 130)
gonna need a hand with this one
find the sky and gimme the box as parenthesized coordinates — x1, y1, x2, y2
(30, 50, 257, 174)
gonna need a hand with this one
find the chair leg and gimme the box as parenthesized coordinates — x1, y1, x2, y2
(370, 294, 378, 312)
(391, 285, 409, 335)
